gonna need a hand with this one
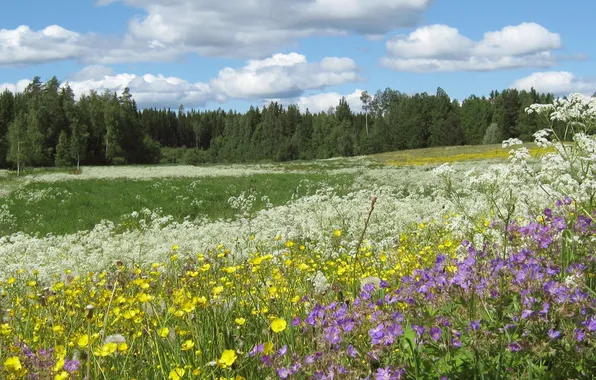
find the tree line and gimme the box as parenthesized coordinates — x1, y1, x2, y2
(0, 75, 560, 171)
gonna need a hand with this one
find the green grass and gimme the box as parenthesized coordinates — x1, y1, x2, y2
(0, 173, 354, 236)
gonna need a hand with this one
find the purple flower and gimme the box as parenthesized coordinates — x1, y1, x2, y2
(430, 326, 442, 342)
(548, 329, 561, 339)
(346, 345, 359, 358)
(411, 324, 425, 337)
(249, 343, 264, 357)
(63, 359, 81, 373)
(375, 366, 393, 380)
(521, 309, 534, 319)
(324, 326, 342, 345)
(585, 315, 596, 332)
(278, 345, 288, 356)
(277, 367, 290, 379)
(508, 342, 521, 352)
(575, 329, 585, 342)
(469, 320, 480, 331)
(369, 324, 385, 345)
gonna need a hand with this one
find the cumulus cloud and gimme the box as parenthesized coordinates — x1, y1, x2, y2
(2, 52, 360, 108)
(380, 22, 564, 72)
(0, 25, 89, 65)
(210, 53, 360, 99)
(0, 79, 32, 94)
(1, 0, 433, 65)
(100, 0, 433, 59)
(267, 89, 364, 113)
(0, 24, 194, 66)
(511, 71, 596, 96)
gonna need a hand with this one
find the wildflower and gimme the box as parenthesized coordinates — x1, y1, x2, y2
(219, 349, 237, 367)
(77, 334, 89, 348)
(54, 371, 69, 380)
(158, 327, 170, 338)
(548, 329, 561, 339)
(271, 318, 287, 333)
(169, 367, 185, 380)
(181, 340, 195, 351)
(430, 326, 442, 341)
(4, 356, 23, 373)
(235, 318, 246, 326)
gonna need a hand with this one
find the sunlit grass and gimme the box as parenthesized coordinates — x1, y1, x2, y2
(372, 143, 554, 166)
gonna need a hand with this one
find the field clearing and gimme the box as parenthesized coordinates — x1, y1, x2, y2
(1, 108, 596, 380)
(371, 142, 553, 166)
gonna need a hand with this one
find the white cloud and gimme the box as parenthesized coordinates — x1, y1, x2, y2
(0, 24, 192, 66)
(1, 0, 432, 65)
(0, 79, 32, 94)
(103, 0, 432, 60)
(381, 22, 563, 72)
(3, 52, 359, 108)
(511, 71, 596, 96)
(0, 25, 88, 65)
(277, 89, 365, 113)
(210, 53, 360, 99)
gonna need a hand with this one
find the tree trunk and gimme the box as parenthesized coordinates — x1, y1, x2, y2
(365, 112, 369, 136)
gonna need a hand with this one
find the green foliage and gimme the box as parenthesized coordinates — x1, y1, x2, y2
(483, 122, 503, 145)
(183, 148, 210, 165)
(54, 130, 71, 167)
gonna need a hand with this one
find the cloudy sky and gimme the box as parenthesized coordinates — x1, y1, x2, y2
(0, 0, 594, 112)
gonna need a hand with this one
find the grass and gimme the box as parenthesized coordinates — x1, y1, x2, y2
(0, 173, 355, 236)
(0, 142, 553, 237)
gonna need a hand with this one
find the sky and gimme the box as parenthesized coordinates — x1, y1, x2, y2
(0, 0, 595, 113)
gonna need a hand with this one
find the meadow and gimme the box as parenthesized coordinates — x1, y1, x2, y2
(0, 94, 595, 379)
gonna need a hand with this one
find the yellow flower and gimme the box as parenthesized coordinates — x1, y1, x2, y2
(137, 293, 153, 302)
(53, 358, 65, 372)
(333, 229, 342, 237)
(270, 318, 287, 333)
(235, 318, 246, 326)
(219, 349, 237, 367)
(117, 342, 128, 352)
(158, 327, 170, 338)
(3, 356, 22, 372)
(76, 334, 89, 348)
(94, 342, 118, 357)
(169, 367, 185, 380)
(54, 371, 69, 380)
(181, 340, 195, 351)
(263, 341, 274, 355)
(0, 323, 12, 335)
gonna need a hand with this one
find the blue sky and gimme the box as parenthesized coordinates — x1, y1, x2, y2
(1, 0, 594, 112)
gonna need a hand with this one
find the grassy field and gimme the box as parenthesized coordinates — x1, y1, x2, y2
(0, 143, 550, 237)
(0, 172, 357, 236)
(1, 133, 596, 379)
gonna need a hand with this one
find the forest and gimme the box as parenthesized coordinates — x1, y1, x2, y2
(0, 75, 559, 169)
